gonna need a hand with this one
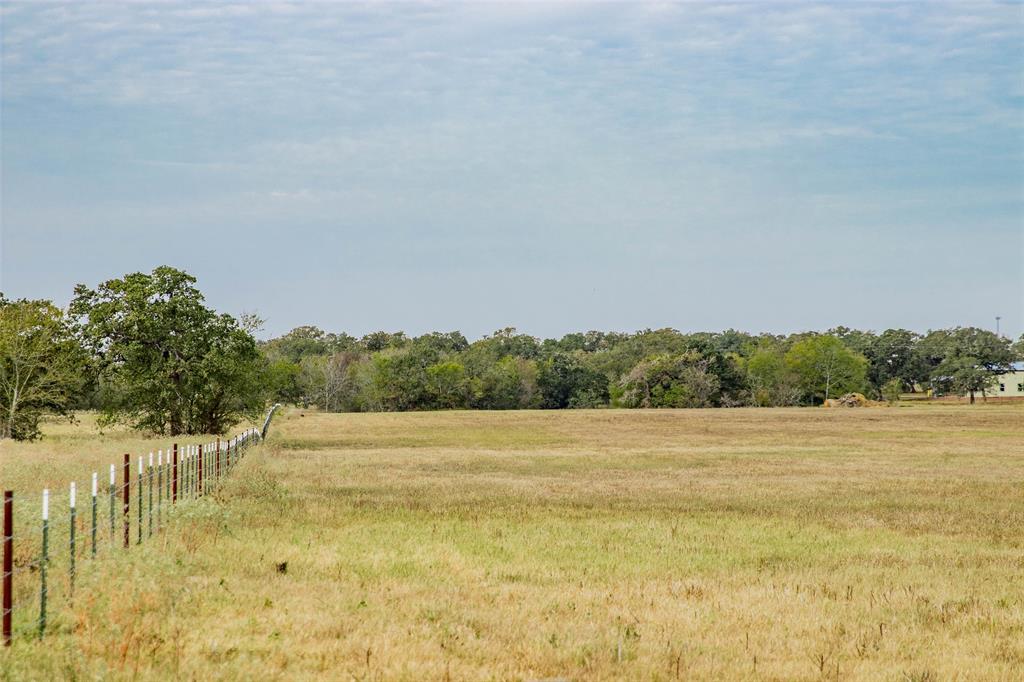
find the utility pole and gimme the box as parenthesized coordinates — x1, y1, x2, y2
(996, 316, 1001, 337)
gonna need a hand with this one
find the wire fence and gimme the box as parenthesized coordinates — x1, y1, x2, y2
(1, 405, 281, 646)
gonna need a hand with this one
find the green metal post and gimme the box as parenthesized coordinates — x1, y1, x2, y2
(148, 453, 153, 538)
(69, 482, 76, 600)
(157, 451, 163, 530)
(91, 473, 98, 559)
(39, 489, 48, 638)
(109, 465, 115, 545)
(137, 457, 143, 545)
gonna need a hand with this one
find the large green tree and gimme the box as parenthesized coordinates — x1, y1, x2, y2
(70, 267, 266, 435)
(928, 327, 1015, 403)
(0, 296, 87, 440)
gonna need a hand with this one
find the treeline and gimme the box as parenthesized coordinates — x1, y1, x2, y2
(3, 266, 1022, 441)
(263, 324, 1023, 412)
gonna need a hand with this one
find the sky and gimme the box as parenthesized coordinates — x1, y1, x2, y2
(1, 1, 1022, 341)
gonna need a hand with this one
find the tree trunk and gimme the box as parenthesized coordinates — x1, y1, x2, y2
(969, 389, 975, 405)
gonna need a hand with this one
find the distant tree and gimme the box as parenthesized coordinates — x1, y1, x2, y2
(70, 267, 266, 435)
(0, 297, 87, 440)
(618, 352, 721, 408)
(929, 327, 1015, 403)
(474, 328, 541, 360)
(414, 331, 469, 356)
(785, 336, 867, 403)
(470, 356, 540, 409)
(870, 329, 929, 392)
(265, 358, 303, 405)
(361, 331, 409, 353)
(537, 353, 609, 409)
(744, 345, 801, 406)
(426, 361, 469, 409)
(882, 378, 902, 405)
(263, 326, 357, 363)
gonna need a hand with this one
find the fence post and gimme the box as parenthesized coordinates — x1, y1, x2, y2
(39, 489, 48, 638)
(196, 444, 203, 497)
(109, 465, 115, 545)
(91, 473, 97, 559)
(3, 490, 12, 647)
(122, 454, 130, 549)
(148, 453, 154, 538)
(137, 457, 143, 545)
(157, 451, 163, 531)
(69, 482, 76, 600)
(172, 444, 179, 503)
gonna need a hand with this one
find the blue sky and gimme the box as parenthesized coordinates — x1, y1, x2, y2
(2, 1, 1022, 340)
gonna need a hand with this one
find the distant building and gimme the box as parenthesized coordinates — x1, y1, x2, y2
(992, 361, 1024, 397)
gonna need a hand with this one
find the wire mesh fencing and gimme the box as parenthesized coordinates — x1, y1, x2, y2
(2, 405, 281, 646)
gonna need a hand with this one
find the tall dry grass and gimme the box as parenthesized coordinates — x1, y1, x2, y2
(2, 405, 1022, 680)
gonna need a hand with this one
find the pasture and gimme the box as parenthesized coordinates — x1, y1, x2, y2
(2, 405, 1023, 680)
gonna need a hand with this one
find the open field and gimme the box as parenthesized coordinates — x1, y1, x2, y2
(2, 405, 1023, 680)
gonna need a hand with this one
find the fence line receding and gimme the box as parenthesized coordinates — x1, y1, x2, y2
(1, 404, 282, 646)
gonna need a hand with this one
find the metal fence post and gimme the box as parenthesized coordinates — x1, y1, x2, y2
(198, 444, 204, 496)
(109, 465, 115, 545)
(122, 454, 130, 549)
(39, 489, 48, 638)
(90, 473, 97, 559)
(157, 451, 163, 530)
(172, 444, 178, 504)
(69, 482, 76, 600)
(137, 457, 143, 545)
(148, 453, 154, 538)
(3, 490, 12, 647)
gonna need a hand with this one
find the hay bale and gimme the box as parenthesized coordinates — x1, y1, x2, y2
(823, 393, 876, 408)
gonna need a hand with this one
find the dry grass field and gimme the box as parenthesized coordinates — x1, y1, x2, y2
(2, 404, 1023, 680)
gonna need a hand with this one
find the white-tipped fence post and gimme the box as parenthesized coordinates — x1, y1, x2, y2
(136, 457, 143, 545)
(148, 452, 154, 537)
(69, 482, 76, 600)
(39, 489, 48, 637)
(91, 473, 98, 559)
(157, 451, 163, 529)
(108, 465, 116, 544)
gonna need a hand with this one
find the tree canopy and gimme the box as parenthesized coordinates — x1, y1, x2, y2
(0, 296, 86, 440)
(70, 266, 265, 435)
